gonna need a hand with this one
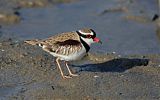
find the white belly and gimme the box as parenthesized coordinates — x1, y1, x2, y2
(50, 47, 86, 61)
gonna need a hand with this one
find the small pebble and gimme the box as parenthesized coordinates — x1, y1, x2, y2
(119, 92, 123, 95)
(20, 54, 25, 58)
(14, 11, 20, 16)
(120, 74, 124, 77)
(152, 14, 159, 21)
(142, 56, 145, 58)
(94, 75, 99, 78)
(51, 86, 54, 90)
(112, 52, 116, 54)
(1, 49, 5, 51)
(0, 14, 5, 18)
(95, 58, 99, 61)
(118, 55, 121, 57)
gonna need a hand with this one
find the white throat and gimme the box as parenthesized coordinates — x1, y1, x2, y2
(80, 37, 94, 46)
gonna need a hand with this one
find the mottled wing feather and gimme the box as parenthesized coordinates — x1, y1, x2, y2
(43, 40, 82, 56)
(40, 31, 82, 55)
(56, 44, 82, 55)
(43, 31, 80, 45)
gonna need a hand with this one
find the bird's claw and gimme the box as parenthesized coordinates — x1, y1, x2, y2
(62, 74, 78, 79)
(70, 73, 79, 77)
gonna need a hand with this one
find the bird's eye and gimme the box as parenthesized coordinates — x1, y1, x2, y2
(86, 35, 92, 38)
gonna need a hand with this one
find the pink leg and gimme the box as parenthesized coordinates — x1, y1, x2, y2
(65, 61, 78, 77)
(55, 58, 72, 79)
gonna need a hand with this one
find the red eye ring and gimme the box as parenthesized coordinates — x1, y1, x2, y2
(86, 35, 92, 38)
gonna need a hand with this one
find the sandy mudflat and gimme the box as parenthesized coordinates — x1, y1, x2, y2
(0, 38, 160, 100)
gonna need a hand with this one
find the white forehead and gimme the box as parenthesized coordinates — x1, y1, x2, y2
(78, 30, 94, 35)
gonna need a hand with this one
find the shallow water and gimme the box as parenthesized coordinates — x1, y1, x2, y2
(1, 0, 160, 55)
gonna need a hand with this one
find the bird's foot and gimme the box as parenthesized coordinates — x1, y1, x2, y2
(63, 75, 72, 79)
(70, 73, 79, 77)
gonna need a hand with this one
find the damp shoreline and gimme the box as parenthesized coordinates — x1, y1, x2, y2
(0, 0, 160, 99)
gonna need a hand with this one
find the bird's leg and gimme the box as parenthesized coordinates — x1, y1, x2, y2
(65, 61, 78, 77)
(55, 58, 72, 79)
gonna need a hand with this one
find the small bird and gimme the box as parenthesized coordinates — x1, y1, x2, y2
(25, 28, 102, 79)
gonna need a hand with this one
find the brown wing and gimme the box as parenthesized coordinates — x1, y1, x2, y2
(42, 31, 80, 45)
(40, 31, 82, 55)
(43, 39, 82, 56)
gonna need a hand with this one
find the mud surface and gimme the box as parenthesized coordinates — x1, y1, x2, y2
(0, 0, 160, 100)
(0, 38, 160, 100)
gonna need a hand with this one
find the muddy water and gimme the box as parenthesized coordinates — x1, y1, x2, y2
(1, 0, 160, 55)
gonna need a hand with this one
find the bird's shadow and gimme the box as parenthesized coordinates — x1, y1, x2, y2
(72, 58, 149, 73)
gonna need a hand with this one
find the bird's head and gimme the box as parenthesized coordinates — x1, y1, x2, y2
(76, 28, 102, 45)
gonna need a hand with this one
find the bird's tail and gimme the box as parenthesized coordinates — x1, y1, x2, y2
(25, 39, 41, 46)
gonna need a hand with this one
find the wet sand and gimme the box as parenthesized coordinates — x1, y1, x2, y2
(0, 0, 160, 100)
(0, 0, 77, 25)
(0, 38, 160, 100)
